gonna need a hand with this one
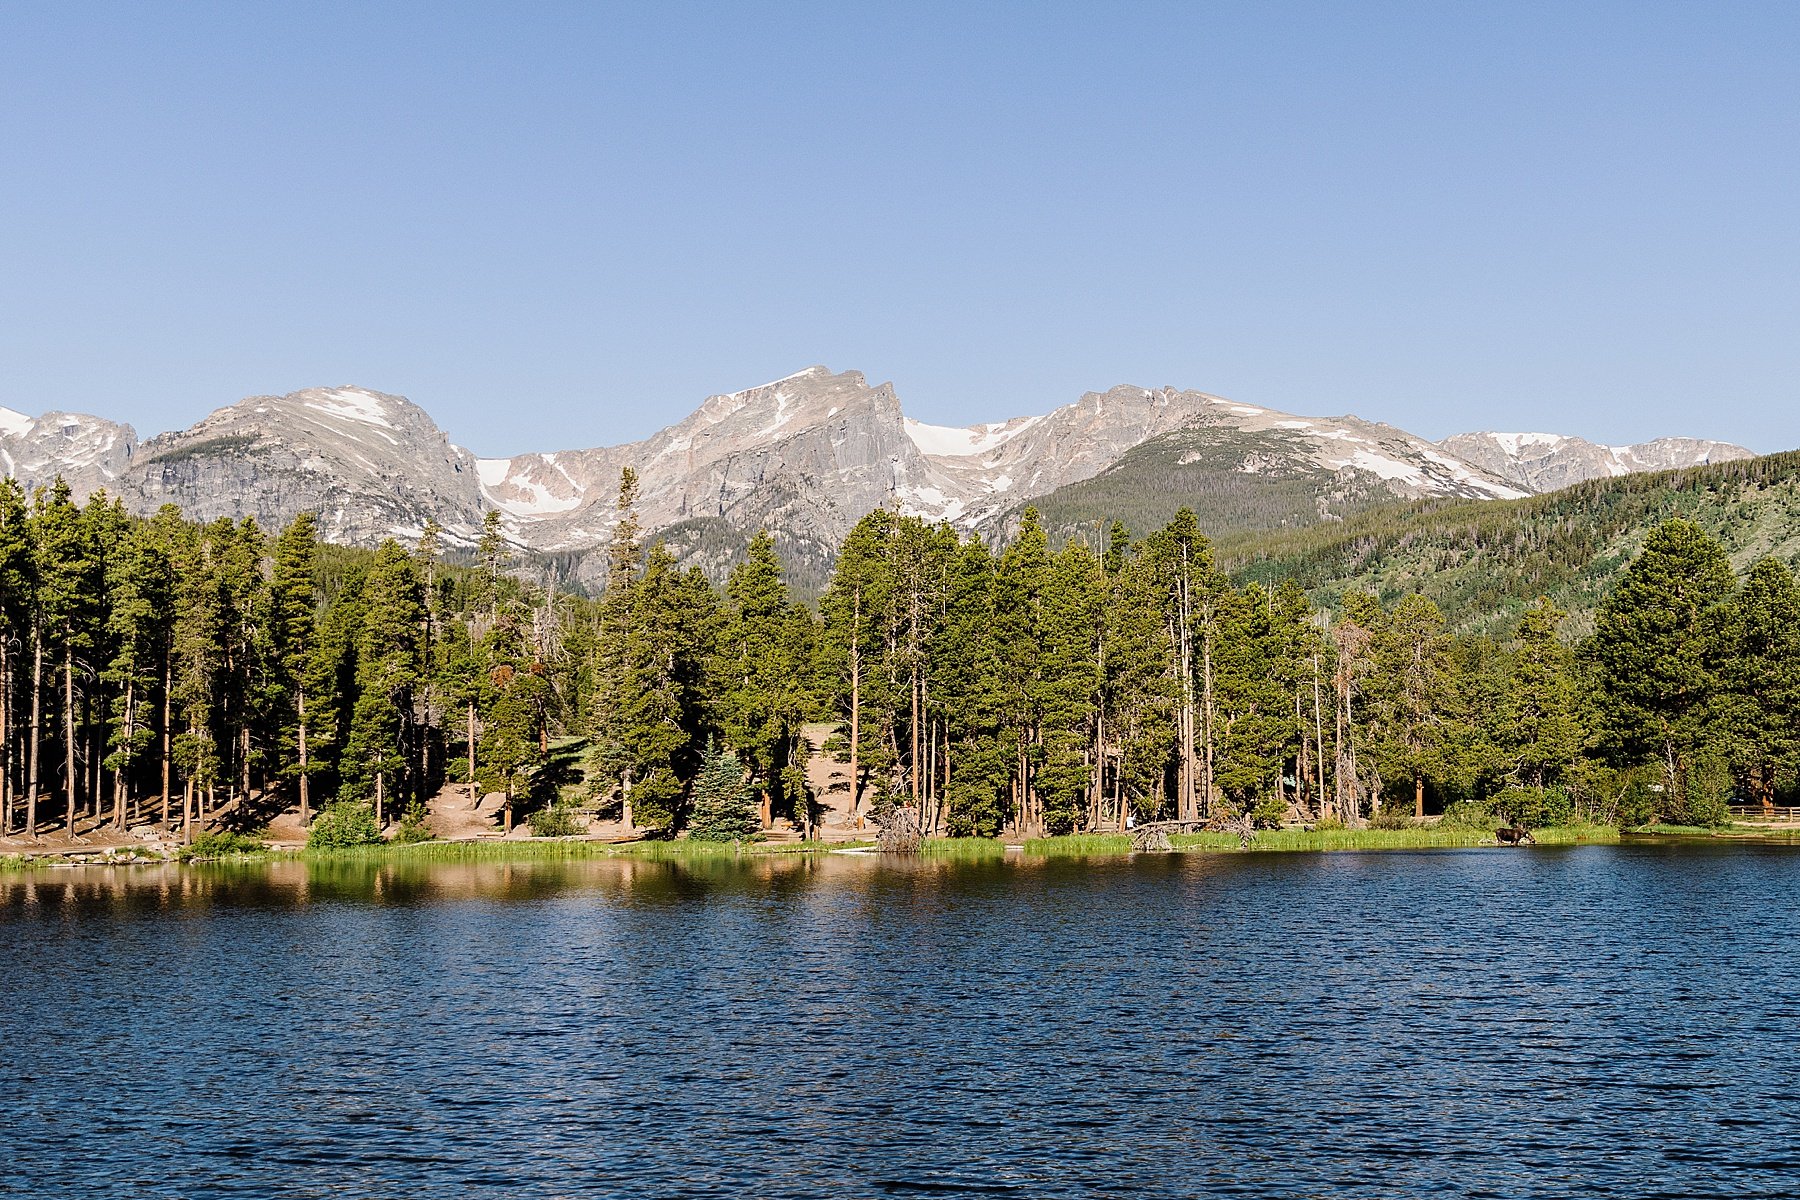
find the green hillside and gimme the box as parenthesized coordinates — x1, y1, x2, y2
(1219, 450, 1800, 635)
(995, 424, 1402, 549)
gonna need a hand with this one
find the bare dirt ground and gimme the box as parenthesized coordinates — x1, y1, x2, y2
(2, 724, 881, 861)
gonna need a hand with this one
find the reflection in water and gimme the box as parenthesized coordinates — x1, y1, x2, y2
(4, 844, 1799, 1198)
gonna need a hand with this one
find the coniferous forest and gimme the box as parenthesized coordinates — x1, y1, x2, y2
(1, 464, 1796, 849)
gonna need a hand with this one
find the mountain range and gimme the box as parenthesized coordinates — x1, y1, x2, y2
(0, 367, 1754, 587)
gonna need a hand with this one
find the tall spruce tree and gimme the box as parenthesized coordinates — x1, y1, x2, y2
(1727, 558, 1800, 811)
(1592, 519, 1736, 819)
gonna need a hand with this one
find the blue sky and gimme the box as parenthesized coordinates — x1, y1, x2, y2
(2, 1, 1795, 455)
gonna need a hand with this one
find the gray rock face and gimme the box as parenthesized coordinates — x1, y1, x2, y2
(1438, 432, 1754, 493)
(0, 407, 137, 498)
(128, 387, 487, 547)
(0, 371, 1756, 587)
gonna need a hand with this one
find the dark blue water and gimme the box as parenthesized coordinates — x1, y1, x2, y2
(3, 842, 1798, 1198)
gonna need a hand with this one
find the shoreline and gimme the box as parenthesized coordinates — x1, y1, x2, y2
(6, 820, 1799, 872)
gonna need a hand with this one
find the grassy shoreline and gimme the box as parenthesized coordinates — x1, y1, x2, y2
(9, 820, 1800, 872)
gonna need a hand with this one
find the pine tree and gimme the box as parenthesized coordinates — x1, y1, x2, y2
(818, 510, 897, 826)
(31, 481, 99, 838)
(269, 512, 321, 821)
(101, 520, 173, 828)
(1726, 558, 1800, 811)
(1592, 519, 1736, 819)
(342, 541, 426, 825)
(0, 478, 31, 834)
(687, 743, 758, 842)
(1499, 599, 1582, 791)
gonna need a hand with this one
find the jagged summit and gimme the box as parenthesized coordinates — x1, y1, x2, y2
(1439, 431, 1753, 493)
(0, 369, 1758, 587)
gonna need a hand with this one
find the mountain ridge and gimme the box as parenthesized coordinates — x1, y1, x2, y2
(0, 371, 1757, 587)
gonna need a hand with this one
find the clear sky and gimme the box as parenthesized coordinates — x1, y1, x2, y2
(2, 1, 1796, 455)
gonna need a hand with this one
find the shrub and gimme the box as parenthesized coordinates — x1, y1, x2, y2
(1492, 786, 1574, 829)
(1312, 816, 1346, 832)
(1370, 806, 1416, 830)
(392, 802, 435, 843)
(181, 830, 266, 860)
(1249, 795, 1288, 829)
(527, 805, 583, 838)
(306, 801, 383, 849)
(1439, 799, 1499, 831)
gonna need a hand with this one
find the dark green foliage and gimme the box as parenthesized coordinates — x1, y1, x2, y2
(526, 805, 583, 838)
(180, 830, 267, 859)
(393, 802, 435, 843)
(1, 453, 1790, 849)
(687, 745, 759, 842)
(305, 801, 383, 848)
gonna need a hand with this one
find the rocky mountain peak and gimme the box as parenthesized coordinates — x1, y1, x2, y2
(1439, 431, 1755, 493)
(0, 369, 1761, 592)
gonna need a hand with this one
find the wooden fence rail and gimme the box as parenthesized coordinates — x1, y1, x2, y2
(1729, 805, 1800, 822)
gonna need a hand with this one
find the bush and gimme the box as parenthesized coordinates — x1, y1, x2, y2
(1439, 799, 1500, 831)
(1370, 805, 1416, 830)
(181, 830, 266, 860)
(392, 802, 435, 843)
(306, 801, 383, 849)
(1491, 786, 1574, 829)
(1312, 816, 1346, 832)
(1670, 755, 1733, 827)
(1249, 795, 1288, 829)
(527, 805, 583, 838)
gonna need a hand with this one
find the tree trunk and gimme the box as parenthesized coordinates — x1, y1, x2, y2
(159, 654, 172, 825)
(297, 687, 311, 824)
(849, 588, 862, 829)
(466, 700, 479, 805)
(1201, 621, 1215, 820)
(182, 777, 194, 844)
(26, 638, 42, 837)
(375, 771, 385, 828)
(0, 636, 10, 834)
(113, 677, 134, 829)
(64, 645, 77, 840)
(1414, 773, 1425, 820)
(910, 668, 921, 812)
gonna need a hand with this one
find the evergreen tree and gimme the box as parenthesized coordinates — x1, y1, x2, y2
(1499, 599, 1582, 791)
(1592, 520, 1736, 820)
(687, 743, 759, 842)
(0, 478, 31, 834)
(269, 512, 321, 821)
(342, 541, 426, 824)
(1727, 558, 1800, 811)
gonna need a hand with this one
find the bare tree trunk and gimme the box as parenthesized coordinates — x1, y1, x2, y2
(159, 655, 172, 825)
(294, 687, 310, 823)
(375, 771, 385, 828)
(1414, 773, 1425, 820)
(0, 637, 10, 834)
(466, 700, 479, 805)
(1201, 627, 1215, 821)
(64, 646, 78, 840)
(849, 588, 862, 829)
(113, 677, 134, 829)
(182, 777, 194, 844)
(26, 638, 42, 837)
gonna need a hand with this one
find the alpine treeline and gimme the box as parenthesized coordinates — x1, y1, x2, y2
(0, 468, 1793, 844)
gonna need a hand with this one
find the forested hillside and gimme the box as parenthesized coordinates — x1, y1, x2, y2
(2, 459, 1796, 851)
(1222, 450, 1800, 635)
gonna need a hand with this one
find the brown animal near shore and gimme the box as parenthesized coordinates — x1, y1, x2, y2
(1496, 825, 1536, 846)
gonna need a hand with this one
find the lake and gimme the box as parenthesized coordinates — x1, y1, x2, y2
(3, 843, 1797, 1198)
